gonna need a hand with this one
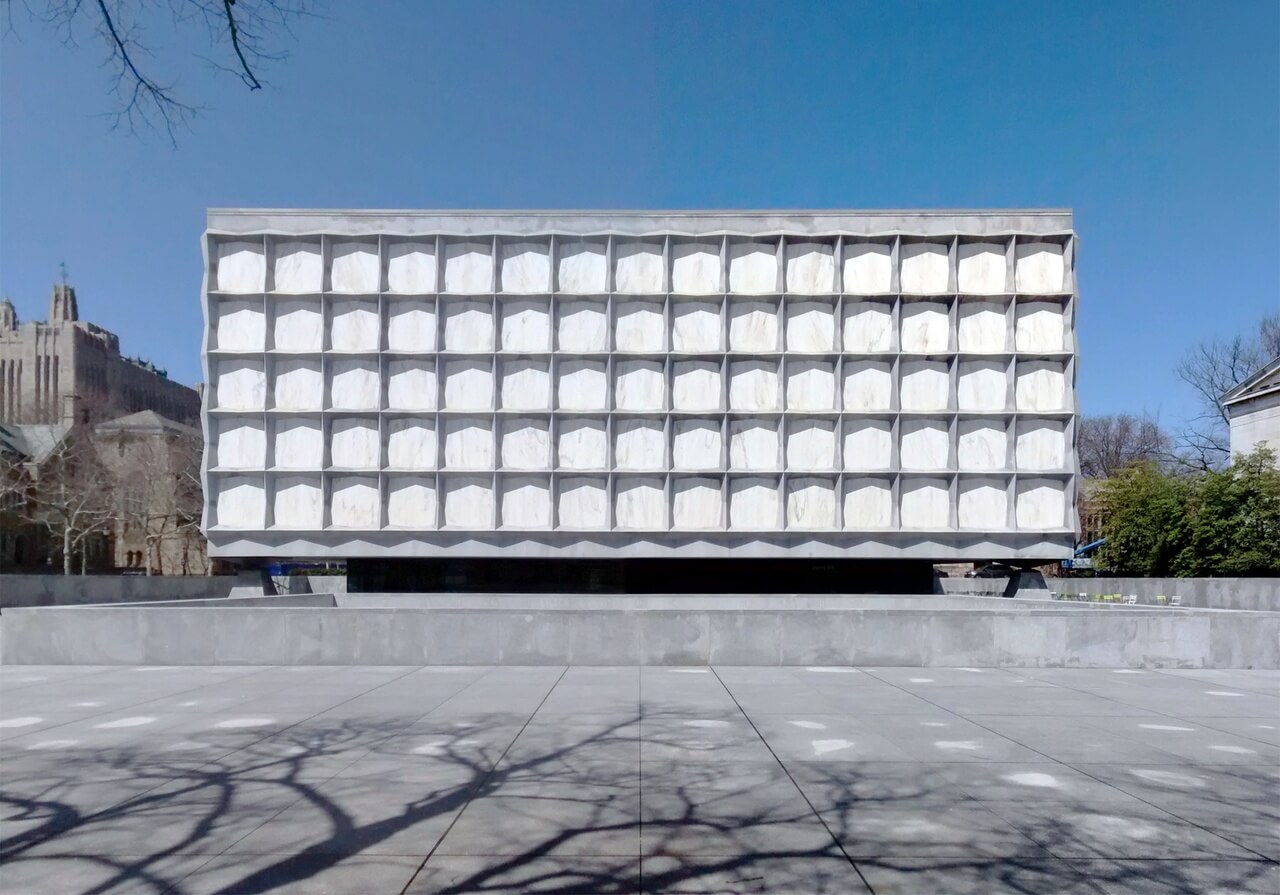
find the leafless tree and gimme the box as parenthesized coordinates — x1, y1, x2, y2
(1077, 413, 1171, 479)
(21, 426, 116, 575)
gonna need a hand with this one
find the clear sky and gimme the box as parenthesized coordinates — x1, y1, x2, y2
(2, 1, 1277, 429)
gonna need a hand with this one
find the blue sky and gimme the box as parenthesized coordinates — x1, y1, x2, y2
(2, 1, 1277, 429)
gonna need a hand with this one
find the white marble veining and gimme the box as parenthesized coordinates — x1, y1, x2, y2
(728, 243, 778, 294)
(444, 419, 493, 469)
(558, 420, 608, 470)
(787, 478, 836, 528)
(214, 299, 265, 351)
(615, 301, 665, 352)
(785, 243, 836, 293)
(615, 360, 665, 411)
(444, 478, 494, 528)
(1017, 479, 1066, 529)
(787, 420, 836, 470)
(959, 479, 1007, 529)
(730, 420, 779, 470)
(616, 478, 665, 529)
(387, 360, 437, 411)
(274, 418, 324, 469)
(901, 301, 950, 353)
(500, 242, 551, 293)
(386, 419, 436, 470)
(899, 243, 949, 294)
(443, 300, 494, 352)
(844, 478, 892, 528)
(1016, 301, 1066, 352)
(957, 300, 1007, 352)
(1015, 242, 1065, 293)
(215, 420, 265, 469)
(557, 241, 607, 293)
(330, 299, 380, 352)
(273, 476, 323, 529)
(387, 244, 437, 293)
(900, 478, 949, 529)
(729, 301, 780, 352)
(842, 243, 892, 294)
(673, 420, 722, 470)
(958, 420, 1007, 471)
(729, 361, 780, 411)
(672, 301, 722, 352)
(444, 242, 493, 293)
(786, 300, 836, 352)
(730, 478, 779, 529)
(272, 299, 323, 352)
(216, 360, 266, 411)
(958, 361, 1007, 411)
(214, 477, 265, 529)
(501, 419, 550, 469)
(957, 243, 1007, 294)
(272, 360, 321, 410)
(330, 242, 379, 293)
(330, 360, 380, 410)
(844, 419, 892, 470)
(614, 242, 664, 293)
(673, 478, 722, 529)
(386, 299, 435, 352)
(557, 360, 607, 410)
(843, 361, 892, 411)
(671, 242, 721, 293)
(1016, 420, 1066, 470)
(843, 300, 893, 352)
(557, 477, 608, 528)
(386, 478, 436, 527)
(1016, 361, 1066, 412)
(615, 419, 665, 470)
(500, 299, 552, 351)
(443, 360, 493, 411)
(501, 478, 551, 528)
(500, 360, 550, 411)
(330, 476, 379, 528)
(330, 419, 380, 469)
(216, 241, 266, 293)
(785, 361, 835, 411)
(272, 242, 322, 293)
(673, 360, 721, 411)
(900, 419, 949, 470)
(558, 300, 609, 352)
(900, 361, 949, 411)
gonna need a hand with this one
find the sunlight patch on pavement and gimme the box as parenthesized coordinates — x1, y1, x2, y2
(0, 717, 43, 728)
(812, 738, 854, 756)
(94, 716, 155, 729)
(788, 720, 826, 730)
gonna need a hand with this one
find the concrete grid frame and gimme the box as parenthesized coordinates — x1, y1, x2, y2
(200, 210, 1079, 560)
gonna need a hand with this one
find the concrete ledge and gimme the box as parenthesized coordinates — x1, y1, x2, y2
(0, 574, 243, 608)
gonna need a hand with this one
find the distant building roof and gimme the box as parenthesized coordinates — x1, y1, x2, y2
(94, 410, 199, 437)
(1222, 355, 1280, 409)
(0, 422, 70, 463)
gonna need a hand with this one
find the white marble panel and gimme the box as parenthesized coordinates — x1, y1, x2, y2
(444, 241, 493, 293)
(214, 476, 265, 529)
(330, 299, 380, 352)
(500, 241, 551, 293)
(1016, 420, 1066, 470)
(672, 301, 722, 352)
(843, 300, 893, 352)
(443, 360, 493, 411)
(899, 242, 949, 294)
(958, 360, 1007, 411)
(444, 418, 493, 470)
(214, 299, 265, 351)
(215, 419, 266, 469)
(729, 360, 779, 411)
(615, 300, 665, 352)
(330, 242, 379, 293)
(272, 241, 322, 293)
(501, 477, 551, 528)
(729, 420, 779, 470)
(958, 420, 1007, 471)
(673, 477, 722, 530)
(728, 242, 778, 294)
(330, 476, 380, 528)
(957, 242, 1007, 294)
(329, 359, 380, 411)
(386, 419, 436, 470)
(443, 300, 494, 352)
(272, 299, 323, 352)
(387, 359, 437, 411)
(1015, 242, 1066, 293)
(900, 478, 949, 529)
(900, 361, 950, 411)
(844, 478, 892, 529)
(386, 299, 436, 352)
(900, 419, 949, 470)
(216, 359, 266, 411)
(557, 360, 607, 410)
(959, 478, 1008, 530)
(728, 301, 780, 352)
(673, 360, 721, 412)
(500, 360, 550, 411)
(216, 241, 265, 293)
(444, 477, 494, 528)
(785, 360, 835, 411)
(957, 300, 1007, 353)
(730, 478, 779, 529)
(615, 360, 664, 411)
(843, 361, 892, 411)
(387, 243, 437, 293)
(272, 476, 323, 529)
(273, 418, 323, 470)
(557, 300, 608, 352)
(1016, 361, 1067, 412)
(500, 299, 551, 351)
(501, 418, 550, 470)
(671, 242, 721, 294)
(843, 419, 893, 470)
(785, 300, 836, 353)
(614, 242, 664, 293)
(615, 419, 665, 470)
(557, 477, 608, 529)
(673, 420, 722, 470)
(558, 419, 608, 470)
(900, 301, 950, 353)
(616, 477, 665, 529)
(1016, 301, 1066, 352)
(386, 477, 437, 528)
(1017, 478, 1066, 530)
(330, 418, 379, 469)
(786, 420, 836, 470)
(271, 359, 320, 411)
(787, 478, 836, 529)
(785, 242, 835, 294)
(557, 241, 608, 294)
(842, 243, 892, 294)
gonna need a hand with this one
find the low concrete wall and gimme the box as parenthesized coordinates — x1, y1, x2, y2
(0, 574, 241, 608)
(1044, 578, 1280, 612)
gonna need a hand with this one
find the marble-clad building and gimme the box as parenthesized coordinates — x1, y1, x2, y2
(201, 210, 1079, 563)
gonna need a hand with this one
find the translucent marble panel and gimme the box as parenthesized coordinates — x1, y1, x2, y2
(557, 241, 607, 294)
(785, 242, 836, 293)
(614, 242, 664, 293)
(500, 241, 550, 293)
(1015, 242, 1066, 293)
(844, 478, 891, 529)
(730, 477, 779, 529)
(957, 242, 1007, 294)
(673, 477, 723, 529)
(557, 477, 608, 529)
(843, 300, 894, 352)
(330, 299, 380, 352)
(216, 359, 265, 411)
(673, 420, 722, 470)
(501, 477, 551, 528)
(272, 299, 323, 352)
(386, 299, 435, 352)
(671, 242, 721, 294)
(443, 360, 493, 411)
(1017, 478, 1066, 529)
(616, 477, 665, 529)
(500, 359, 551, 411)
(729, 360, 779, 411)
(900, 478, 949, 529)
(958, 419, 1007, 471)
(843, 419, 893, 470)
(1016, 420, 1066, 470)
(785, 360, 835, 411)
(442, 300, 494, 352)
(786, 300, 836, 352)
(957, 300, 1007, 353)
(899, 242, 949, 294)
(271, 359, 321, 411)
(500, 299, 551, 351)
(273, 476, 323, 529)
(843, 361, 893, 412)
(329, 359, 380, 411)
(673, 360, 721, 412)
(958, 360, 1007, 411)
(1016, 361, 1067, 412)
(557, 360, 607, 411)
(786, 420, 836, 470)
(214, 476, 265, 529)
(900, 419, 949, 470)
(729, 420, 779, 470)
(272, 241, 322, 293)
(557, 300, 608, 352)
(615, 360, 664, 411)
(444, 241, 493, 293)
(501, 418, 550, 469)
(330, 418, 379, 469)
(842, 243, 892, 294)
(672, 300, 722, 352)
(787, 478, 836, 529)
(615, 419, 665, 470)
(728, 242, 778, 294)
(959, 478, 1008, 530)
(1015, 301, 1067, 352)
(330, 476, 379, 528)
(728, 301, 780, 352)
(330, 242, 379, 293)
(387, 243, 437, 293)
(215, 419, 265, 469)
(900, 301, 950, 353)
(558, 419, 608, 470)
(615, 300, 665, 352)
(444, 477, 494, 528)
(444, 418, 493, 470)
(214, 299, 265, 351)
(386, 477, 437, 528)
(386, 418, 436, 470)
(900, 361, 950, 411)
(387, 359, 437, 411)
(216, 241, 265, 293)
(273, 418, 323, 470)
